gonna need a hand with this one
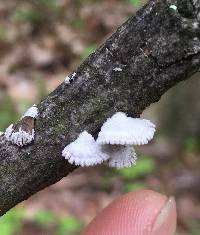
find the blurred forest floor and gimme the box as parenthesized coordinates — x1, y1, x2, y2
(0, 0, 200, 235)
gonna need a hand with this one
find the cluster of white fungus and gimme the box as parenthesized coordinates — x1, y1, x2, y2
(62, 112, 156, 169)
(4, 104, 39, 147)
(5, 124, 35, 147)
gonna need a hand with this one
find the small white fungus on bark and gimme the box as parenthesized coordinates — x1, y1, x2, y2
(4, 104, 38, 147)
(64, 76, 70, 84)
(96, 112, 156, 145)
(5, 124, 35, 147)
(65, 72, 76, 84)
(62, 131, 109, 167)
(22, 104, 38, 118)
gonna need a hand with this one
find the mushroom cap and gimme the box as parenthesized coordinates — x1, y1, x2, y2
(97, 112, 156, 145)
(101, 145, 137, 169)
(62, 131, 109, 167)
(5, 123, 35, 147)
(22, 104, 38, 119)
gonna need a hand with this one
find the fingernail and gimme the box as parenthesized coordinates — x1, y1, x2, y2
(152, 196, 176, 235)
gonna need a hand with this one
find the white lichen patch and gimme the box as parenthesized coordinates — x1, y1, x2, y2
(101, 145, 137, 169)
(0, 131, 4, 136)
(62, 131, 109, 167)
(22, 104, 38, 118)
(169, 5, 177, 11)
(97, 112, 156, 145)
(113, 67, 122, 72)
(5, 123, 35, 147)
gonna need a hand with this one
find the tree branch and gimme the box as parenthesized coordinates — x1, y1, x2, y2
(0, 0, 199, 216)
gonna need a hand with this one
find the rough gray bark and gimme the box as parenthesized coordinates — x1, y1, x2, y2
(0, 0, 200, 216)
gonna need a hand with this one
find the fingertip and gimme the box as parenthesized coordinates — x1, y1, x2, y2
(82, 190, 176, 235)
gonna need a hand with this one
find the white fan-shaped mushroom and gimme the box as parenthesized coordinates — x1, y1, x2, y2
(97, 112, 156, 145)
(62, 131, 109, 167)
(101, 145, 137, 169)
